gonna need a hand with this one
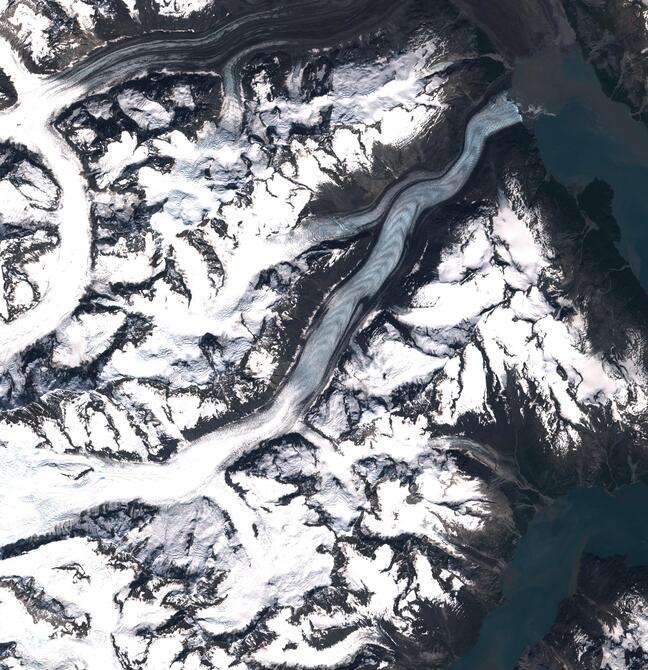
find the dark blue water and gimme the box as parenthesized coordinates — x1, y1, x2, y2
(454, 484, 648, 670)
(521, 47, 648, 285)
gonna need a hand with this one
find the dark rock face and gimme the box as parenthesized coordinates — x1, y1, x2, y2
(562, 0, 648, 127)
(519, 554, 648, 669)
(0, 69, 17, 109)
(450, 0, 573, 59)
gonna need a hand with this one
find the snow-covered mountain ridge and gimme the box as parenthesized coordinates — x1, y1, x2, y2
(0, 0, 648, 668)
